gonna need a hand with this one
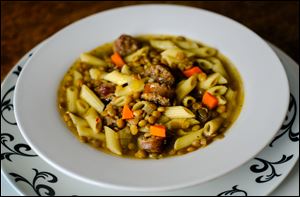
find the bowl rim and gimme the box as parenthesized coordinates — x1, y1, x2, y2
(14, 4, 290, 192)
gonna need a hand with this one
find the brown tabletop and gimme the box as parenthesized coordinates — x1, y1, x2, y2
(1, 1, 299, 82)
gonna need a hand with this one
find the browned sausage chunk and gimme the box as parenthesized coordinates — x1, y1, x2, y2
(144, 65, 175, 85)
(94, 82, 116, 101)
(113, 34, 139, 56)
(138, 135, 165, 153)
(141, 82, 173, 106)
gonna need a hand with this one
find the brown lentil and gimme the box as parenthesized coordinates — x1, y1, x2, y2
(147, 116, 157, 124)
(133, 110, 143, 117)
(107, 107, 116, 117)
(151, 111, 161, 118)
(128, 143, 136, 150)
(157, 107, 165, 112)
(116, 119, 125, 129)
(187, 146, 196, 152)
(135, 149, 147, 159)
(138, 120, 147, 127)
(192, 140, 201, 147)
(130, 125, 138, 135)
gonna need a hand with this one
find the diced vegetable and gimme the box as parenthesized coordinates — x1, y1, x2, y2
(122, 104, 134, 119)
(150, 125, 166, 137)
(183, 66, 204, 77)
(111, 52, 125, 68)
(202, 92, 218, 109)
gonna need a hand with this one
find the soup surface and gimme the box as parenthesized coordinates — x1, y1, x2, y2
(58, 34, 244, 159)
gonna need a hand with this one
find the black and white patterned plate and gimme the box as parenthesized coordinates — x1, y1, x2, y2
(1, 43, 299, 196)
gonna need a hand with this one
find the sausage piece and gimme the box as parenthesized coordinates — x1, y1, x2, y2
(113, 34, 139, 56)
(144, 65, 175, 85)
(141, 82, 174, 106)
(94, 82, 116, 101)
(138, 135, 165, 153)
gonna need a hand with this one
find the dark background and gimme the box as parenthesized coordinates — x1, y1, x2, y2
(1, 1, 299, 82)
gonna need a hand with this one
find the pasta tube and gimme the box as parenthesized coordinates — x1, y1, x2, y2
(68, 112, 89, 128)
(202, 118, 223, 137)
(77, 126, 105, 141)
(207, 85, 228, 96)
(166, 118, 199, 130)
(80, 53, 106, 67)
(80, 85, 104, 113)
(104, 126, 122, 155)
(115, 79, 144, 96)
(176, 75, 197, 102)
(164, 106, 195, 119)
(125, 46, 149, 63)
(150, 40, 177, 50)
(191, 46, 216, 57)
(73, 70, 83, 86)
(182, 96, 196, 107)
(89, 68, 103, 80)
(199, 73, 227, 90)
(66, 87, 78, 113)
(76, 99, 90, 115)
(84, 107, 102, 134)
(103, 70, 133, 85)
(174, 129, 204, 150)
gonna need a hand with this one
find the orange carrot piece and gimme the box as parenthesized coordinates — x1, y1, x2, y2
(183, 66, 203, 77)
(202, 92, 218, 109)
(122, 104, 134, 119)
(150, 125, 166, 137)
(111, 52, 125, 68)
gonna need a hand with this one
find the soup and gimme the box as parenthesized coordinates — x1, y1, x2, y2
(57, 34, 244, 159)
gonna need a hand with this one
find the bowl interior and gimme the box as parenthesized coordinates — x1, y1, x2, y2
(14, 4, 289, 191)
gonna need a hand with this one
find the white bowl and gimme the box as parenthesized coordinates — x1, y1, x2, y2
(14, 4, 289, 192)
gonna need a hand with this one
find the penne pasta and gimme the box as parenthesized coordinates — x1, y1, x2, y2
(121, 64, 132, 75)
(202, 118, 223, 137)
(115, 79, 144, 97)
(67, 112, 88, 128)
(207, 85, 228, 96)
(66, 87, 78, 113)
(166, 118, 199, 130)
(103, 70, 133, 85)
(199, 73, 228, 90)
(73, 70, 83, 86)
(150, 40, 177, 50)
(208, 57, 228, 77)
(182, 96, 196, 107)
(125, 46, 149, 63)
(77, 126, 105, 141)
(174, 129, 204, 150)
(176, 75, 197, 102)
(89, 68, 103, 80)
(84, 107, 102, 134)
(164, 106, 195, 119)
(191, 46, 216, 57)
(80, 85, 104, 113)
(104, 126, 122, 155)
(76, 99, 90, 115)
(80, 53, 106, 67)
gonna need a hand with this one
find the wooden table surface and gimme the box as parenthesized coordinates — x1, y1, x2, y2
(1, 1, 299, 82)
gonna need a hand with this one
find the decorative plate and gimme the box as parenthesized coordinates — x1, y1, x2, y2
(1, 41, 298, 196)
(12, 5, 290, 191)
